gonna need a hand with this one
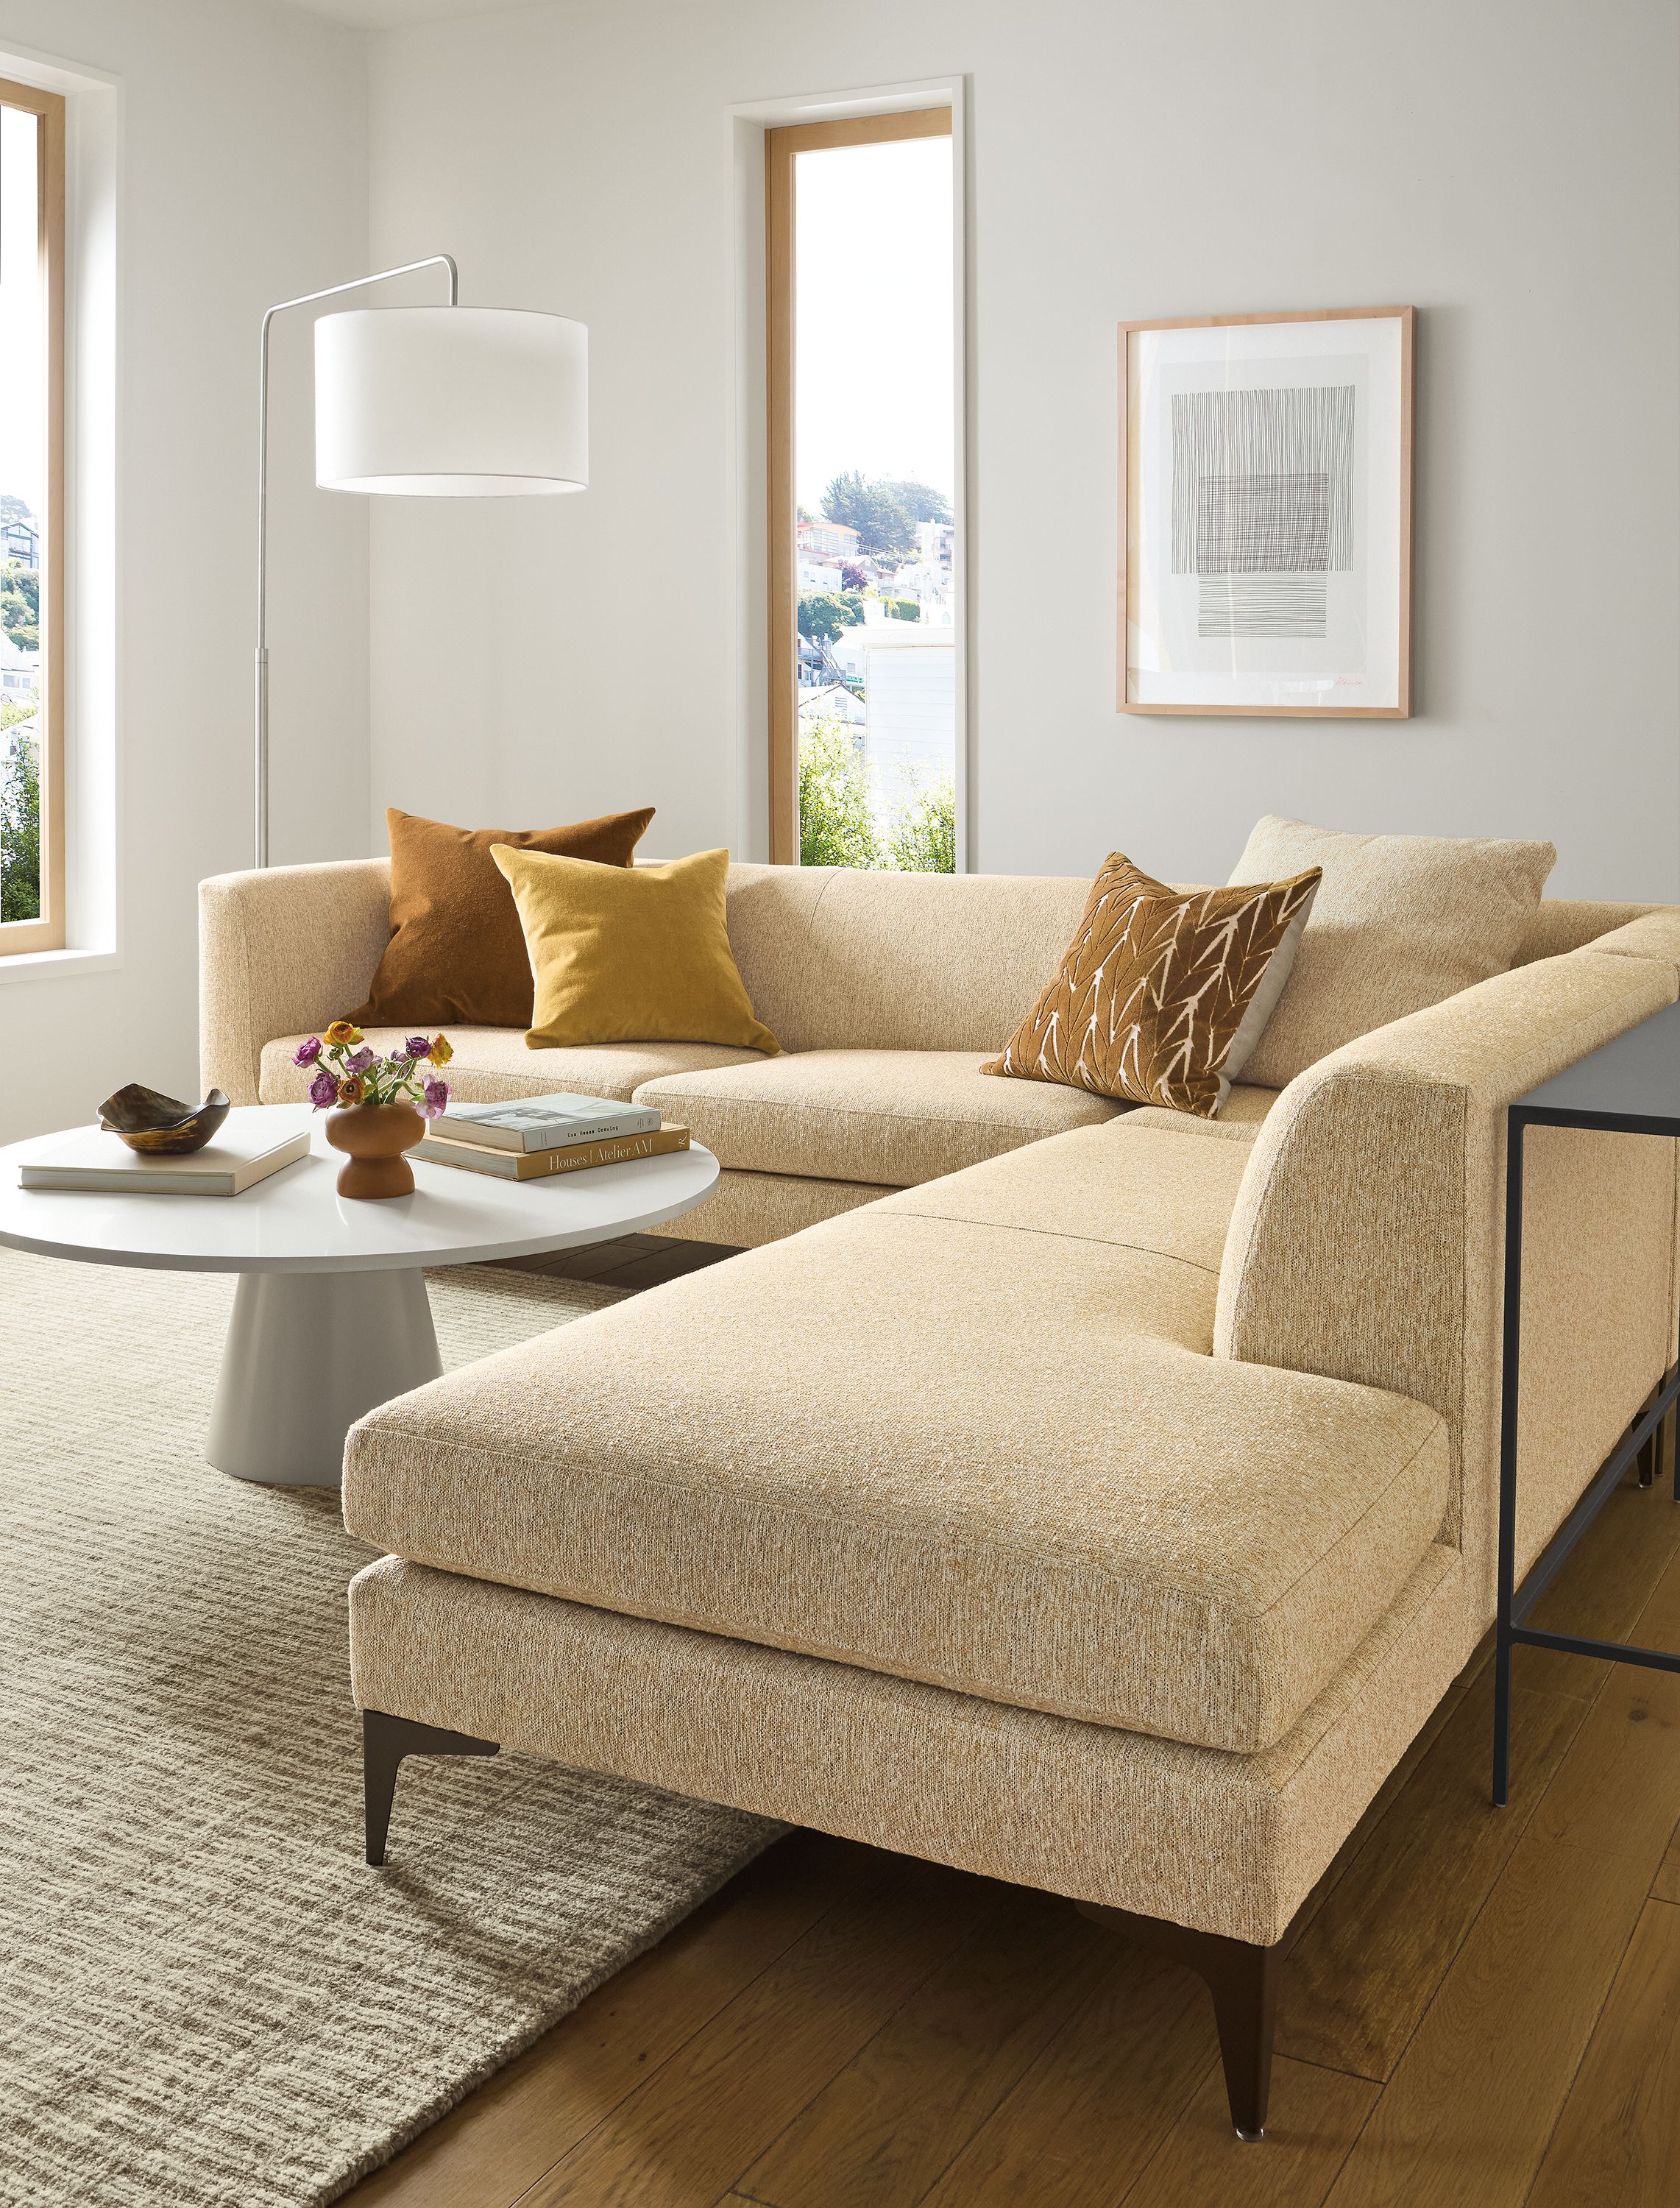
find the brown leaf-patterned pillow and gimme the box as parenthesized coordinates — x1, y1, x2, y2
(982, 854, 1321, 1118)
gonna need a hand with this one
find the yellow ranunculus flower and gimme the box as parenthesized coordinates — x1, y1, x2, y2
(429, 1033, 454, 1066)
(325, 1019, 364, 1047)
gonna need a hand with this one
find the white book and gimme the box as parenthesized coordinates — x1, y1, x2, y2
(18, 1115, 311, 1196)
(435, 1093, 661, 1153)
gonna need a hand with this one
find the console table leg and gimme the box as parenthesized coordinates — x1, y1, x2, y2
(1492, 1116, 1525, 1808)
(1492, 1621, 1514, 1808)
(1635, 1379, 1661, 1487)
(207, 1267, 442, 1487)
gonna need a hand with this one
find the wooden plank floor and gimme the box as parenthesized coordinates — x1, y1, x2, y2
(493, 1231, 741, 1295)
(346, 1261, 1680, 2207)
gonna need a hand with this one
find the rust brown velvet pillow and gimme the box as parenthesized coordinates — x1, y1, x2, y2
(352, 805, 655, 1028)
(982, 853, 1321, 1117)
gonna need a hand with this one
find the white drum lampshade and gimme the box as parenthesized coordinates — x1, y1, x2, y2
(313, 305, 587, 495)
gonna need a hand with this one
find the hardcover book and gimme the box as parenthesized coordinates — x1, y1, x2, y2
(19, 1117, 311, 1196)
(419, 1124, 690, 1181)
(434, 1093, 661, 1153)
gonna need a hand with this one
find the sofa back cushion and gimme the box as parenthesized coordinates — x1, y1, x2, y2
(720, 862, 1669, 1061)
(1227, 817, 1557, 1087)
(723, 864, 1096, 1053)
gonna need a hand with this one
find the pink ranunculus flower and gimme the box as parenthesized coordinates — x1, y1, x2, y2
(344, 1046, 376, 1075)
(308, 1068, 339, 1109)
(292, 1037, 322, 1067)
(419, 1078, 450, 1120)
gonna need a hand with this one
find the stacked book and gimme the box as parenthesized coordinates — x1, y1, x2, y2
(418, 1094, 690, 1181)
(19, 1114, 311, 1195)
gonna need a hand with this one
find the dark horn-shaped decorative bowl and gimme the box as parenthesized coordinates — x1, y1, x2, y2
(98, 1084, 232, 1156)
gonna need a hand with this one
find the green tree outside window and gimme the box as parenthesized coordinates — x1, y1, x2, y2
(797, 591, 866, 643)
(0, 734, 41, 924)
(798, 718, 881, 869)
(0, 562, 39, 651)
(798, 720, 955, 876)
(819, 470, 914, 558)
(886, 773, 956, 874)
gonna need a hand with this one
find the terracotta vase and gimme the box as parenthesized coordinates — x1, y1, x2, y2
(324, 1103, 426, 1199)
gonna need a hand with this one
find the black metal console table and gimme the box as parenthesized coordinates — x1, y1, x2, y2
(1492, 999, 1680, 1806)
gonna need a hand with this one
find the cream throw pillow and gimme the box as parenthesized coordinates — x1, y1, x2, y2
(1227, 816, 1557, 1086)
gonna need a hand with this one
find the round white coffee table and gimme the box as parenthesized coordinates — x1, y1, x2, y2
(0, 1104, 720, 1487)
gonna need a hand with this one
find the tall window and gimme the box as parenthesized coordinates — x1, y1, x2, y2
(0, 77, 63, 954)
(767, 108, 957, 871)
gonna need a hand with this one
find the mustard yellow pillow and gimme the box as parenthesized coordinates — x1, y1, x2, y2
(491, 845, 779, 1055)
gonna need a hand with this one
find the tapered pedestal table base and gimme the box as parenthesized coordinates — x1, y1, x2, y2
(207, 1268, 442, 1488)
(0, 1104, 720, 1493)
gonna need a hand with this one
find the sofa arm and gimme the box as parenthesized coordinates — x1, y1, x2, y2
(1577, 908, 1680, 978)
(1216, 947, 1679, 1600)
(199, 858, 392, 1105)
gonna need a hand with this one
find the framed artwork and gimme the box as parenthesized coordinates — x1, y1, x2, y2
(1119, 305, 1414, 717)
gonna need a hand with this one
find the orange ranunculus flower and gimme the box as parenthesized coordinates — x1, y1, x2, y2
(429, 1033, 454, 1066)
(336, 1074, 366, 1106)
(325, 1020, 364, 1047)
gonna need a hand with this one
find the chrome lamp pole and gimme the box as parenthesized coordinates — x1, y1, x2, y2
(253, 255, 457, 869)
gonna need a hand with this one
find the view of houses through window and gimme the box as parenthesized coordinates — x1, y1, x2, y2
(789, 119, 956, 871)
(0, 96, 45, 928)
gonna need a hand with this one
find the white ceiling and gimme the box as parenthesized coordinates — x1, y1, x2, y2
(267, 0, 538, 28)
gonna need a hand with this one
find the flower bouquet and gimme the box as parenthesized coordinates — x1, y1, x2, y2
(292, 1022, 455, 1200)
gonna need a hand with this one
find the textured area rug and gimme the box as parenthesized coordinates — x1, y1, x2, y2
(0, 1250, 779, 2208)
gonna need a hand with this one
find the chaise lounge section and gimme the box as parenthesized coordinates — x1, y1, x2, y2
(200, 860, 1680, 2137)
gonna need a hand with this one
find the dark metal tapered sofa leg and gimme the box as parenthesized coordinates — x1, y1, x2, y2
(361, 1708, 500, 1866)
(1204, 1937, 1280, 2141)
(1076, 1899, 1290, 2140)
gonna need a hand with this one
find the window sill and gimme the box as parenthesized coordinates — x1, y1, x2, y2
(0, 945, 118, 985)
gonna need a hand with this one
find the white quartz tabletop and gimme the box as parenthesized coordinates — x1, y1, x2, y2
(0, 1103, 721, 1273)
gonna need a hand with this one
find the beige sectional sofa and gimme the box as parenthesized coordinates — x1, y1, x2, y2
(199, 860, 1680, 2140)
(205, 860, 1161, 1244)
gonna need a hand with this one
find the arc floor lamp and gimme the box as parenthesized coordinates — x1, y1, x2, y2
(255, 254, 587, 867)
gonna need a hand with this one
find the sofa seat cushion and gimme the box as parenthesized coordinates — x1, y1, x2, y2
(260, 1028, 767, 1107)
(631, 1049, 1125, 1186)
(344, 1119, 1450, 1755)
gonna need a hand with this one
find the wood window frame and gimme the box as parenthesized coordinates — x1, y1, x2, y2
(765, 105, 953, 867)
(0, 75, 65, 955)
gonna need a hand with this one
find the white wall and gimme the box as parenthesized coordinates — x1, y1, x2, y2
(0, 0, 1671, 1142)
(0, 0, 367, 1142)
(365, 0, 1679, 900)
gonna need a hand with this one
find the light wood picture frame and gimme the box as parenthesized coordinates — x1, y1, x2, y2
(1118, 305, 1414, 718)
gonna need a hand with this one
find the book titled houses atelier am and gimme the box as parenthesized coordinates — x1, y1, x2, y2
(419, 1092, 688, 1181)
